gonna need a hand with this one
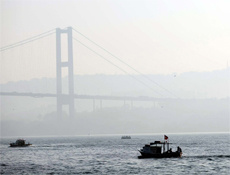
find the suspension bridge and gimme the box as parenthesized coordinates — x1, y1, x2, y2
(0, 27, 176, 118)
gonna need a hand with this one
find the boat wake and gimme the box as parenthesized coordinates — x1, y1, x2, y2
(184, 155, 230, 159)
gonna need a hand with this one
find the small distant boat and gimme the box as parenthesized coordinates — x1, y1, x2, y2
(121, 136, 131, 139)
(10, 139, 32, 147)
(138, 135, 182, 158)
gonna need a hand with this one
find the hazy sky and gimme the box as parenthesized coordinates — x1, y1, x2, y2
(1, 0, 230, 83)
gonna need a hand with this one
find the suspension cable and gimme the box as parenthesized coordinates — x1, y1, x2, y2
(1, 29, 55, 52)
(73, 37, 164, 97)
(72, 27, 178, 98)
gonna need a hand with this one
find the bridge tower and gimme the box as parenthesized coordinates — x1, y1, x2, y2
(56, 27, 75, 118)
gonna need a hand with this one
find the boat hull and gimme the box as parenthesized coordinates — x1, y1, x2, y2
(10, 144, 32, 147)
(138, 151, 182, 159)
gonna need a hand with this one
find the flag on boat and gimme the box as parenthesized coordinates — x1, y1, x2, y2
(164, 135, 168, 140)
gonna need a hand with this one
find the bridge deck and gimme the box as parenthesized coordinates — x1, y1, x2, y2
(0, 92, 159, 101)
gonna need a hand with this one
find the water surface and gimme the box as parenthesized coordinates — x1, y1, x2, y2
(1, 133, 229, 174)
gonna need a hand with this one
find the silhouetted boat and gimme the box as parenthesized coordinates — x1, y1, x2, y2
(10, 139, 32, 147)
(138, 136, 182, 158)
(121, 136, 131, 139)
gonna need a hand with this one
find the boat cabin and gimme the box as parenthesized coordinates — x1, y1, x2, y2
(15, 139, 26, 146)
(148, 141, 173, 153)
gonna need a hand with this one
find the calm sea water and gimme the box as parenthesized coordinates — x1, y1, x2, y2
(1, 133, 230, 174)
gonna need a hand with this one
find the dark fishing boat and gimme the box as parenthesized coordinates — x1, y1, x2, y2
(10, 139, 32, 147)
(138, 135, 182, 158)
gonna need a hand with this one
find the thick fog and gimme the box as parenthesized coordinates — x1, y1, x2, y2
(1, 0, 230, 137)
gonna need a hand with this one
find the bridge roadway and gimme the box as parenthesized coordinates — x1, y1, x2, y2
(0, 92, 160, 101)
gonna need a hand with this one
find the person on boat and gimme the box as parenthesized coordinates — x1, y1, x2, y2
(177, 146, 182, 152)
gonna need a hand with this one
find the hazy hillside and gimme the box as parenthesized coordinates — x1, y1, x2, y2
(1, 68, 229, 98)
(1, 98, 229, 136)
(1, 69, 229, 136)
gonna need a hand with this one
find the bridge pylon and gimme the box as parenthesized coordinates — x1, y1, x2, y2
(56, 27, 75, 118)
